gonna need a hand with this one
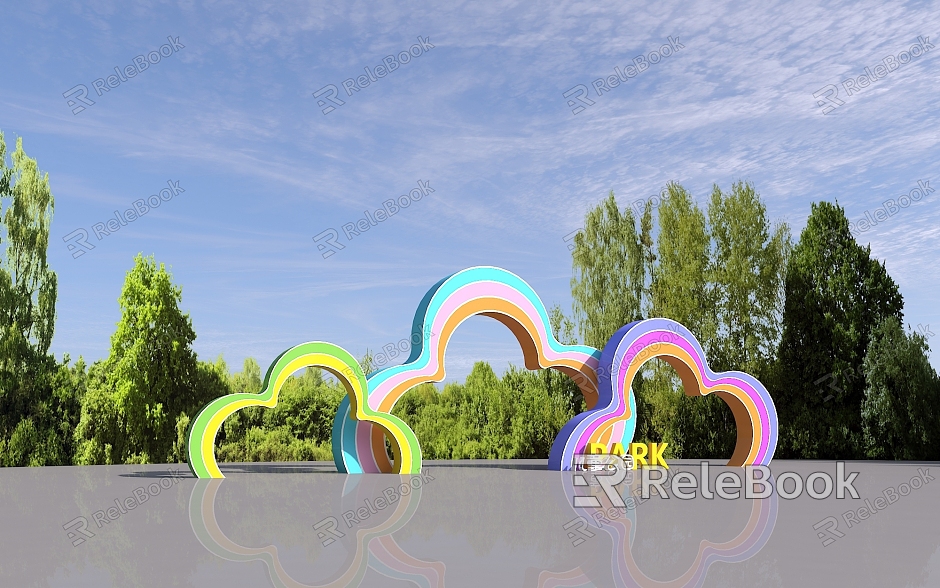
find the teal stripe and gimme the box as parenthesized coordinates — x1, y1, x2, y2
(369, 267, 596, 388)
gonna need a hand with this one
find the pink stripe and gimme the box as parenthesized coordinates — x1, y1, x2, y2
(599, 331, 768, 461)
(357, 421, 381, 473)
(631, 334, 769, 461)
(369, 281, 595, 410)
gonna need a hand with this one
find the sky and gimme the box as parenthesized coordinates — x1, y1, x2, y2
(1, 0, 938, 382)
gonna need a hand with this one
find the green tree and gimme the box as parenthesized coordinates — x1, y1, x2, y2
(569, 192, 656, 446)
(650, 183, 713, 339)
(669, 181, 791, 460)
(648, 183, 720, 458)
(707, 181, 790, 377)
(219, 357, 264, 445)
(0, 133, 79, 466)
(548, 303, 590, 415)
(215, 359, 340, 463)
(774, 201, 903, 459)
(392, 362, 576, 461)
(860, 317, 940, 460)
(570, 191, 646, 350)
(567, 182, 791, 461)
(74, 254, 221, 464)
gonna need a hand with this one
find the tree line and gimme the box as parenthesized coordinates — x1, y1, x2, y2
(568, 183, 938, 460)
(0, 130, 936, 466)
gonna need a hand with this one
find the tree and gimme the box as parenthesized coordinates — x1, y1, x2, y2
(707, 181, 790, 377)
(215, 359, 341, 463)
(0, 132, 78, 466)
(548, 303, 588, 414)
(648, 182, 721, 458)
(669, 182, 792, 460)
(860, 317, 940, 460)
(567, 182, 791, 460)
(650, 182, 713, 339)
(774, 201, 903, 459)
(570, 191, 646, 350)
(74, 254, 221, 464)
(569, 192, 655, 445)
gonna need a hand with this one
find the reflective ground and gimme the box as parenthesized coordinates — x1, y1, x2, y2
(3, 460, 938, 587)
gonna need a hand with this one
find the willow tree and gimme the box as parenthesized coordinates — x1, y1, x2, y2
(570, 191, 653, 440)
(707, 181, 790, 378)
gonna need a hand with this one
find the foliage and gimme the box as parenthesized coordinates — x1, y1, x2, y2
(392, 362, 575, 460)
(773, 201, 903, 459)
(215, 363, 343, 463)
(0, 135, 929, 467)
(73, 254, 220, 464)
(860, 317, 940, 460)
(0, 133, 81, 466)
(706, 181, 790, 376)
(569, 182, 791, 460)
(571, 191, 646, 350)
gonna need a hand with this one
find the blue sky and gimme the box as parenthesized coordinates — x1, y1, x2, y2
(2, 0, 938, 381)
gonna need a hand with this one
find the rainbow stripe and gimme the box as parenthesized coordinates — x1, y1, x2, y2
(186, 267, 775, 476)
(549, 319, 777, 470)
(333, 266, 605, 474)
(187, 342, 420, 479)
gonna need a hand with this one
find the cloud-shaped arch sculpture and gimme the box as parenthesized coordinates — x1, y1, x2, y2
(187, 342, 420, 479)
(549, 318, 777, 470)
(333, 266, 614, 474)
(187, 267, 774, 477)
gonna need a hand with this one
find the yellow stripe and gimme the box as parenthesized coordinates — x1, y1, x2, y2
(198, 352, 366, 478)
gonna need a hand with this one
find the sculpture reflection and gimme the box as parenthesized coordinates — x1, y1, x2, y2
(188, 474, 445, 587)
(540, 461, 778, 588)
